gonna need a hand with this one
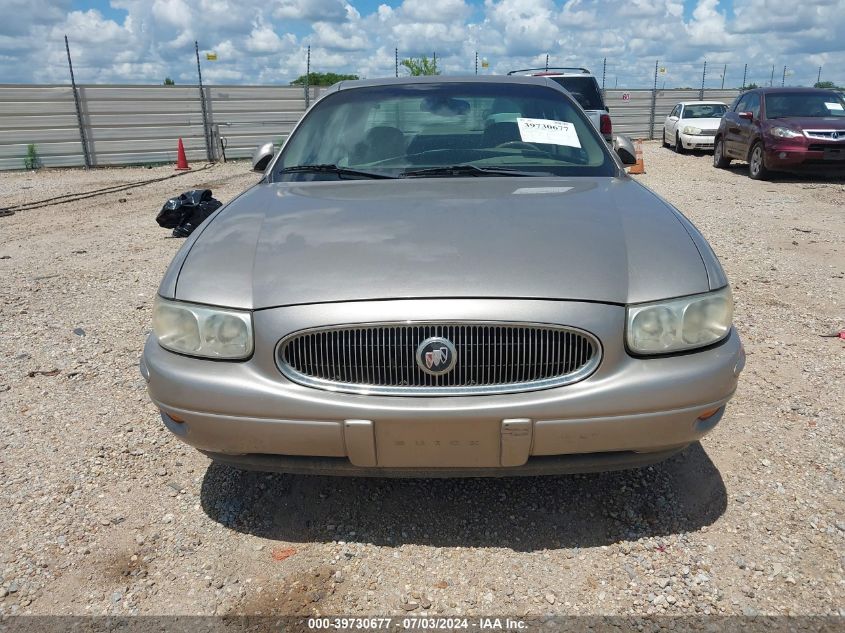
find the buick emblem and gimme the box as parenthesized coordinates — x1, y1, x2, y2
(415, 336, 457, 376)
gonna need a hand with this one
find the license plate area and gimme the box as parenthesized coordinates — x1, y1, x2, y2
(824, 147, 845, 160)
(374, 419, 501, 468)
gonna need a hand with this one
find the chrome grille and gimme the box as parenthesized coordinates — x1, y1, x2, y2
(276, 322, 601, 396)
(804, 130, 845, 141)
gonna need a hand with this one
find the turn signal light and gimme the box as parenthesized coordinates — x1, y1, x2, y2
(697, 407, 722, 421)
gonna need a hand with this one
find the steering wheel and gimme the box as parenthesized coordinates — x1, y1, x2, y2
(495, 141, 542, 151)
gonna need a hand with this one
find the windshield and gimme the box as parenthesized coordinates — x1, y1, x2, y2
(547, 77, 605, 110)
(682, 104, 727, 119)
(275, 82, 616, 180)
(765, 92, 845, 118)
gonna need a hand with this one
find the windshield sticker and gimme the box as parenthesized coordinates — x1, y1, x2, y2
(513, 186, 574, 195)
(825, 102, 844, 111)
(517, 118, 582, 148)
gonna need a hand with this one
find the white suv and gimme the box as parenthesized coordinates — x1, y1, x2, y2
(508, 67, 612, 143)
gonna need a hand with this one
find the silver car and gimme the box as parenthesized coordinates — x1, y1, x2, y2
(141, 76, 744, 477)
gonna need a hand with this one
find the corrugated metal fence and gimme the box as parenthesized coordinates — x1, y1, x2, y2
(604, 88, 741, 139)
(0, 84, 740, 171)
(0, 84, 319, 170)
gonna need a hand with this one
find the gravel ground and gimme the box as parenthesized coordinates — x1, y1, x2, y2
(0, 146, 843, 621)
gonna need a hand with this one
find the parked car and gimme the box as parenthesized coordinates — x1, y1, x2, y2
(508, 67, 612, 143)
(714, 87, 845, 179)
(662, 101, 728, 153)
(141, 76, 744, 477)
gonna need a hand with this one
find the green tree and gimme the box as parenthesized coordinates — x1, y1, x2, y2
(163, 77, 175, 85)
(401, 56, 440, 76)
(290, 72, 359, 86)
(814, 80, 837, 89)
(744, 82, 759, 89)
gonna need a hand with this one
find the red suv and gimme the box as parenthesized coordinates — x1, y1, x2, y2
(713, 88, 845, 179)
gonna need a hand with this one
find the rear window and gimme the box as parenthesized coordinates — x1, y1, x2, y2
(548, 77, 605, 111)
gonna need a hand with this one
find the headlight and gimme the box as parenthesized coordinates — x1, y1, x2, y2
(626, 287, 733, 355)
(152, 296, 253, 359)
(682, 126, 702, 135)
(770, 126, 802, 139)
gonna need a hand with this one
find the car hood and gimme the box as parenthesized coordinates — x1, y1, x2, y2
(169, 177, 715, 310)
(765, 116, 845, 130)
(682, 117, 722, 130)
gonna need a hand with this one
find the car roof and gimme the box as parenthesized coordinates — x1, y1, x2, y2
(331, 75, 566, 91)
(744, 87, 841, 95)
(677, 101, 727, 106)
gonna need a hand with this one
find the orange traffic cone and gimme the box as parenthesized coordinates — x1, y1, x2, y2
(628, 138, 645, 174)
(175, 138, 190, 171)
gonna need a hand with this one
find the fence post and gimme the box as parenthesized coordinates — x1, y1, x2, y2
(741, 64, 747, 90)
(699, 60, 707, 100)
(545, 54, 549, 72)
(781, 65, 786, 87)
(769, 65, 774, 86)
(64, 35, 91, 169)
(475, 51, 478, 75)
(721, 63, 726, 89)
(304, 45, 311, 109)
(817, 66, 822, 85)
(194, 41, 213, 162)
(395, 48, 398, 77)
(649, 60, 658, 141)
(601, 57, 606, 94)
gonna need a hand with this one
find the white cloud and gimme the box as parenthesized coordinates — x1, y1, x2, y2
(151, 0, 192, 26)
(687, 0, 733, 47)
(485, 0, 559, 56)
(311, 21, 369, 51)
(0, 0, 842, 87)
(246, 18, 295, 54)
(273, 0, 349, 22)
(401, 0, 472, 23)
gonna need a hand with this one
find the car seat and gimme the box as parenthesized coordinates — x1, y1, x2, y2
(481, 122, 522, 147)
(351, 126, 406, 165)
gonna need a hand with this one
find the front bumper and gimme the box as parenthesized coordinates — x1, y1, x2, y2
(141, 299, 744, 476)
(765, 142, 845, 170)
(680, 133, 716, 150)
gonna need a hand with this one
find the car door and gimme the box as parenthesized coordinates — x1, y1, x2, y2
(723, 94, 750, 158)
(738, 92, 762, 157)
(665, 105, 680, 142)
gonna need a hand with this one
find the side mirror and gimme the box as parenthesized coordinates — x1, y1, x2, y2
(614, 135, 637, 166)
(738, 111, 753, 121)
(251, 141, 275, 173)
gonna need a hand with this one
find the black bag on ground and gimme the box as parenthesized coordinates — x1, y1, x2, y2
(155, 189, 222, 238)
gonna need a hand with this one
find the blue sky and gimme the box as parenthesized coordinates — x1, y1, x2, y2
(0, 0, 841, 87)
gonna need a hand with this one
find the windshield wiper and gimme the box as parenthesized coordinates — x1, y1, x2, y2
(401, 164, 544, 178)
(279, 164, 395, 179)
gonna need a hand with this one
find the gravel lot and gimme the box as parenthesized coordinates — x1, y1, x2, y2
(0, 144, 843, 622)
